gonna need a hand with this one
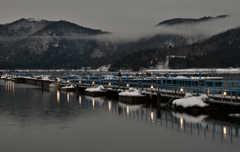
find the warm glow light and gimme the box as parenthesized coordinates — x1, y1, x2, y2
(150, 112, 154, 122)
(223, 126, 227, 138)
(126, 84, 129, 87)
(180, 118, 184, 130)
(79, 96, 81, 105)
(57, 90, 60, 103)
(108, 101, 112, 111)
(79, 80, 81, 84)
(223, 91, 227, 96)
(92, 81, 95, 85)
(150, 85, 154, 89)
(92, 98, 95, 109)
(180, 88, 183, 92)
(6, 81, 14, 93)
(126, 106, 130, 115)
(67, 93, 70, 103)
(108, 82, 111, 86)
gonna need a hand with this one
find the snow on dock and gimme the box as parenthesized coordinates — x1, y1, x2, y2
(172, 93, 209, 108)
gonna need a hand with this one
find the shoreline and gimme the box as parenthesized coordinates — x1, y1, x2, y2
(146, 68, 240, 74)
(0, 68, 240, 74)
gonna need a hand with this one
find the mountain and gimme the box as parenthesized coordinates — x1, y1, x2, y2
(0, 16, 233, 70)
(0, 19, 121, 69)
(168, 27, 240, 68)
(111, 15, 229, 59)
(157, 15, 228, 26)
(109, 27, 240, 71)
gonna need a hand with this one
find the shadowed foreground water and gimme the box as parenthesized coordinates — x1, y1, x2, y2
(0, 80, 240, 152)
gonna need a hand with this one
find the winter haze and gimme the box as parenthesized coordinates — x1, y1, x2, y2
(1, 0, 240, 41)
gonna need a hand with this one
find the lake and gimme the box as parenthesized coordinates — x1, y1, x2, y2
(0, 80, 239, 152)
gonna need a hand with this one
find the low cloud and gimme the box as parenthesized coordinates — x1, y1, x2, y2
(92, 14, 240, 42)
(1, 14, 239, 43)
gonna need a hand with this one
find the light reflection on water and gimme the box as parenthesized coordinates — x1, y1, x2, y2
(0, 80, 240, 152)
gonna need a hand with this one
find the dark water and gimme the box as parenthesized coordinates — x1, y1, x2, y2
(0, 80, 240, 152)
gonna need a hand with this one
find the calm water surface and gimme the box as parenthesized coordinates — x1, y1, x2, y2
(0, 80, 240, 152)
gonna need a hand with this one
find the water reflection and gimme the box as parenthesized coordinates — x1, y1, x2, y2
(0, 80, 240, 149)
(79, 96, 82, 105)
(5, 80, 14, 93)
(57, 90, 60, 103)
(67, 93, 70, 103)
(108, 101, 112, 112)
(150, 111, 154, 122)
(97, 99, 240, 147)
(180, 118, 184, 131)
(223, 126, 227, 139)
(92, 98, 95, 109)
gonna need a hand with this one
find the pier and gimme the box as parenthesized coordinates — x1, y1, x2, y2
(2, 74, 240, 108)
(77, 75, 240, 103)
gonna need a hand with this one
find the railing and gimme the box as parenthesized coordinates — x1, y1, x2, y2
(78, 76, 240, 102)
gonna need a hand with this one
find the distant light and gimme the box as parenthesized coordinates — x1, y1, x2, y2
(79, 80, 81, 84)
(127, 84, 129, 87)
(108, 82, 111, 86)
(92, 82, 95, 85)
(151, 85, 154, 89)
(223, 91, 227, 96)
(180, 88, 184, 92)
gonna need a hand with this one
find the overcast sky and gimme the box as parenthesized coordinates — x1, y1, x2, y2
(1, 0, 240, 40)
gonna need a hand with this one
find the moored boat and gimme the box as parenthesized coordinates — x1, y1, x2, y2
(61, 85, 76, 92)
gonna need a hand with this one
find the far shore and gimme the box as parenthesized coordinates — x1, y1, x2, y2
(0, 68, 240, 74)
(146, 68, 240, 74)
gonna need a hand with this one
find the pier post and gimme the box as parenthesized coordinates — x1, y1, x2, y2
(76, 84, 78, 93)
(76, 84, 79, 100)
(157, 92, 162, 120)
(157, 92, 161, 108)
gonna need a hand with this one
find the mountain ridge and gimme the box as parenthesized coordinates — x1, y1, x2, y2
(0, 16, 237, 70)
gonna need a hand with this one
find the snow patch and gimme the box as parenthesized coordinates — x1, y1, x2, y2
(119, 88, 145, 97)
(172, 93, 208, 108)
(97, 65, 110, 71)
(85, 85, 106, 92)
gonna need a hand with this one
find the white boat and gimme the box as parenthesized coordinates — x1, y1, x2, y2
(61, 85, 76, 92)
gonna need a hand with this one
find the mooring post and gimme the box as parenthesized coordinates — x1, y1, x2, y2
(157, 92, 162, 119)
(76, 84, 79, 99)
(76, 84, 79, 94)
(41, 81, 44, 93)
(157, 92, 161, 108)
